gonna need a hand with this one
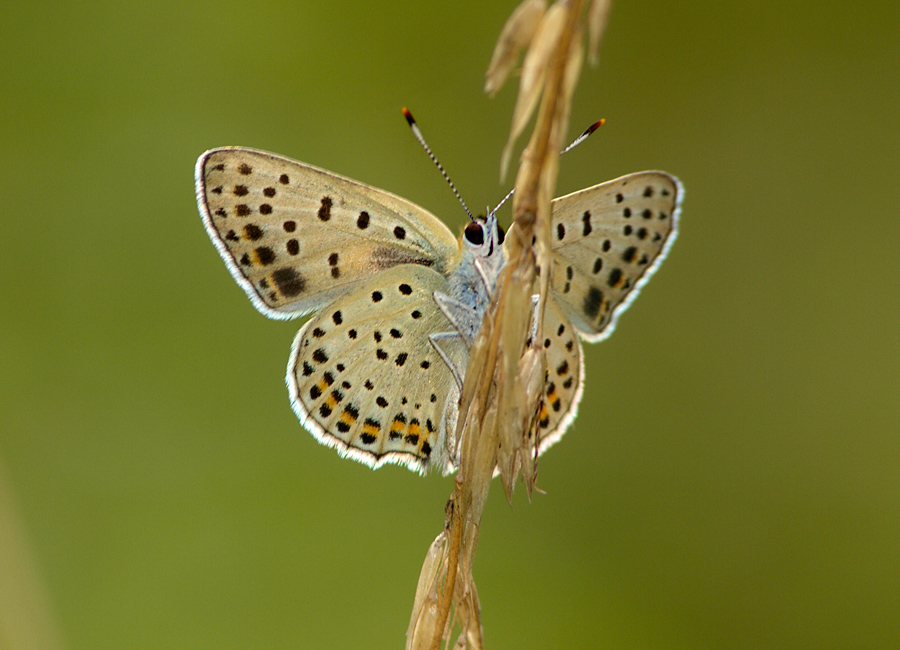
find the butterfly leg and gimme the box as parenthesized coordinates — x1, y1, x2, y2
(528, 294, 541, 344)
(429, 331, 466, 390)
(433, 291, 480, 344)
(473, 257, 493, 294)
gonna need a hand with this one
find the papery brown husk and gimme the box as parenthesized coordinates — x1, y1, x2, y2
(407, 2, 588, 648)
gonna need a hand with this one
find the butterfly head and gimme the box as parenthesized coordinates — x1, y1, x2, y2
(462, 212, 505, 260)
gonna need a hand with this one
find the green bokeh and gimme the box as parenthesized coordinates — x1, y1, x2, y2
(2, 1, 898, 648)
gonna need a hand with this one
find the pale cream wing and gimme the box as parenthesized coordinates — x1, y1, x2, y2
(549, 171, 681, 341)
(286, 264, 459, 474)
(195, 147, 460, 319)
(534, 299, 585, 455)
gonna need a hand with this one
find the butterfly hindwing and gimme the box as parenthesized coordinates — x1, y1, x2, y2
(195, 147, 460, 320)
(549, 171, 681, 341)
(286, 264, 460, 473)
(535, 299, 585, 455)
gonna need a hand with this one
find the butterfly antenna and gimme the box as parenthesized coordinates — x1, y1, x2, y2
(402, 107, 474, 221)
(490, 119, 606, 214)
(561, 119, 605, 155)
(490, 187, 516, 215)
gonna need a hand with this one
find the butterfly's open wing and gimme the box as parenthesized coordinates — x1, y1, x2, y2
(196, 147, 460, 319)
(286, 264, 460, 473)
(534, 299, 585, 455)
(549, 171, 681, 341)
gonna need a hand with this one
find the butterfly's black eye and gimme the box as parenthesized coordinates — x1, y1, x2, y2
(464, 222, 484, 246)
(496, 224, 505, 245)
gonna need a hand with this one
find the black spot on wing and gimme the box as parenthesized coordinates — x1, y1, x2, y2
(607, 268, 623, 287)
(272, 268, 305, 297)
(318, 196, 333, 221)
(583, 287, 604, 320)
(255, 247, 276, 265)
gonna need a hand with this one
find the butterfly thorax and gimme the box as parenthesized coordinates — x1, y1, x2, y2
(423, 213, 507, 471)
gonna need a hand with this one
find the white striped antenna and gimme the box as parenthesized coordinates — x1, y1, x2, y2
(402, 108, 474, 221)
(490, 119, 605, 215)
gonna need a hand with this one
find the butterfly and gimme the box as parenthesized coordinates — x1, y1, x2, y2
(195, 146, 681, 474)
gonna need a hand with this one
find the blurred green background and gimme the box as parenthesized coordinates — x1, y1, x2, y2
(2, 1, 898, 648)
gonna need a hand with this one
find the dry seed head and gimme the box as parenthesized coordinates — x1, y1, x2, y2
(501, 1, 569, 179)
(554, 24, 585, 152)
(588, 0, 613, 65)
(485, 0, 547, 95)
(564, 26, 585, 103)
(406, 532, 449, 650)
(409, 0, 594, 645)
(498, 338, 545, 498)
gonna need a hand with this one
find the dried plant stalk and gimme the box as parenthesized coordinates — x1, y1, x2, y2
(407, 2, 591, 648)
(588, 0, 613, 65)
(500, 1, 568, 179)
(485, 0, 546, 96)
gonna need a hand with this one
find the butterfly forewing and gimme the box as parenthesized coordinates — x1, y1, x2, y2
(196, 148, 460, 319)
(549, 171, 681, 341)
(286, 264, 459, 473)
